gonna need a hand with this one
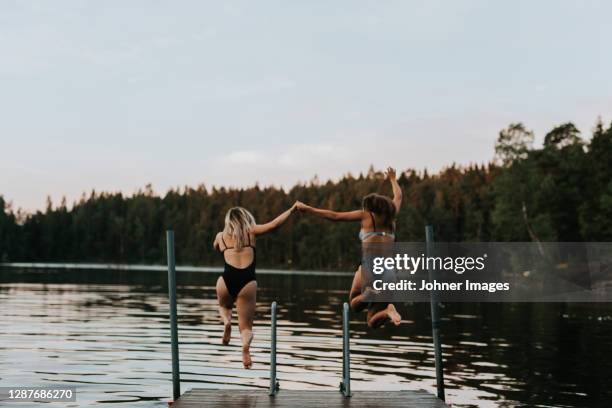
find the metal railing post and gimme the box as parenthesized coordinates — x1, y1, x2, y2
(426, 225, 445, 401)
(166, 230, 181, 401)
(340, 302, 351, 397)
(269, 301, 279, 396)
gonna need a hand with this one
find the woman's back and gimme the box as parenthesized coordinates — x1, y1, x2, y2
(219, 233, 256, 269)
(359, 211, 395, 243)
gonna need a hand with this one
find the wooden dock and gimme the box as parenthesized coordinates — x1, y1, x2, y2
(163, 230, 449, 408)
(170, 389, 449, 408)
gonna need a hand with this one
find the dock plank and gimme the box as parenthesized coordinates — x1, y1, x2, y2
(171, 389, 449, 408)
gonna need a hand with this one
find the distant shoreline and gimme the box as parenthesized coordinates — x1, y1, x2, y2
(0, 262, 354, 277)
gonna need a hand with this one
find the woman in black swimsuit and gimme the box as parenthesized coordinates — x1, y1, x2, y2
(213, 204, 296, 368)
(297, 167, 403, 328)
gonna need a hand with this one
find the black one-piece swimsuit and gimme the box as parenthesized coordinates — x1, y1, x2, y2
(220, 236, 256, 300)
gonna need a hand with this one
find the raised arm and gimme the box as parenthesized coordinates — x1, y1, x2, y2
(386, 167, 402, 213)
(297, 202, 363, 222)
(250, 203, 298, 235)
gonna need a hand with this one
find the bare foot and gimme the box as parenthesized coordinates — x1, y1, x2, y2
(222, 322, 231, 345)
(242, 332, 254, 369)
(386, 304, 402, 326)
(242, 348, 252, 369)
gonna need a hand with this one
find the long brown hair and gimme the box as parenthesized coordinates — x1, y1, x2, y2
(223, 207, 256, 249)
(362, 193, 396, 230)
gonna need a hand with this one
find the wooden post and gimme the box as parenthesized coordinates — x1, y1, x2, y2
(340, 302, 351, 397)
(426, 225, 445, 401)
(167, 230, 181, 401)
(269, 301, 279, 396)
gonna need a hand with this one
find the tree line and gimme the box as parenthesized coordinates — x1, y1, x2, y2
(1, 120, 611, 271)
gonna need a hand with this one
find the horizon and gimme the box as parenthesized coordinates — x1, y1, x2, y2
(2, 118, 608, 213)
(4, 161, 484, 213)
(3, 118, 607, 213)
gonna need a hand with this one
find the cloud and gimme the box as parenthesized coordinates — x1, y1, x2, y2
(277, 143, 346, 168)
(224, 150, 267, 165)
(211, 143, 353, 187)
(205, 113, 512, 191)
(216, 143, 345, 170)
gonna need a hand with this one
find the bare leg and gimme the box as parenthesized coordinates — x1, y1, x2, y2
(367, 303, 402, 328)
(236, 280, 257, 369)
(216, 277, 233, 345)
(349, 266, 368, 313)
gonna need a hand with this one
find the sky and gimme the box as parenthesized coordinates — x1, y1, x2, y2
(1, 0, 611, 212)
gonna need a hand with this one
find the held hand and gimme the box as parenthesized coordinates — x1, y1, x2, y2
(296, 201, 309, 212)
(386, 167, 397, 180)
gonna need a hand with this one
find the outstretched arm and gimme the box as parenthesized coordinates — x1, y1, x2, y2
(297, 202, 363, 222)
(250, 203, 298, 235)
(386, 167, 402, 213)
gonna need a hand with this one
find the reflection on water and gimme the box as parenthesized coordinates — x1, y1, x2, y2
(1, 268, 612, 407)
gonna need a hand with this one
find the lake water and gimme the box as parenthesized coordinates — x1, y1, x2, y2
(1, 267, 611, 407)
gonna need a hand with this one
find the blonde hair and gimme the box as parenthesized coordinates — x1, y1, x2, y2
(223, 207, 256, 250)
